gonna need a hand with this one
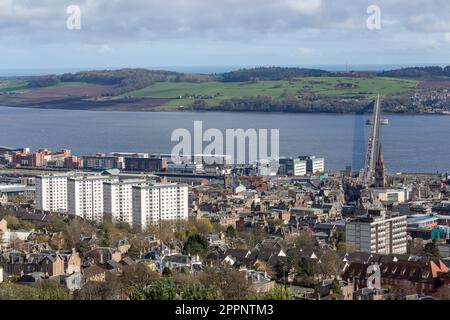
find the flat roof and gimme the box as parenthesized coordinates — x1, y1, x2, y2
(0, 184, 34, 192)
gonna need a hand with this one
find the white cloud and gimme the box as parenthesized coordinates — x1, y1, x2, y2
(444, 33, 450, 43)
(297, 47, 314, 56)
(1, 0, 450, 67)
(284, 0, 322, 15)
(81, 44, 114, 54)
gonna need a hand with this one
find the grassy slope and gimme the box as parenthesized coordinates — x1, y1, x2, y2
(123, 77, 418, 109)
(0, 81, 29, 93)
(49, 81, 89, 88)
(0, 77, 418, 111)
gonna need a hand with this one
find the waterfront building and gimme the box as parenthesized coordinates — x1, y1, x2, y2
(82, 154, 120, 170)
(293, 159, 307, 176)
(346, 209, 407, 254)
(124, 157, 168, 172)
(132, 183, 189, 232)
(298, 156, 325, 174)
(167, 162, 203, 173)
(278, 158, 307, 176)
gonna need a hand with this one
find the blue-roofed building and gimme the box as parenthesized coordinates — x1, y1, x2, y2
(407, 215, 439, 228)
(407, 214, 439, 240)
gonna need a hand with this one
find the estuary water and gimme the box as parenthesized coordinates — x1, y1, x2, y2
(0, 106, 449, 173)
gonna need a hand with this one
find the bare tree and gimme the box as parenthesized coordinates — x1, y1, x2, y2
(387, 282, 417, 300)
(287, 231, 316, 251)
(199, 267, 252, 300)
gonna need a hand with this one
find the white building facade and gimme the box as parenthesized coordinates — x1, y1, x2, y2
(67, 176, 117, 222)
(346, 210, 407, 255)
(293, 159, 307, 176)
(103, 179, 148, 226)
(36, 173, 188, 231)
(298, 156, 325, 174)
(35, 174, 72, 212)
(132, 183, 189, 232)
(370, 188, 408, 204)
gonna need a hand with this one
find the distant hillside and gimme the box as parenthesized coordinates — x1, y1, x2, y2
(26, 68, 216, 95)
(380, 66, 450, 79)
(220, 67, 330, 82)
(23, 66, 450, 97)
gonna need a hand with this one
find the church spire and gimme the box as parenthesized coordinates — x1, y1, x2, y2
(375, 144, 386, 187)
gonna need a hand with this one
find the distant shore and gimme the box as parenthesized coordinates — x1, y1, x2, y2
(1, 104, 449, 116)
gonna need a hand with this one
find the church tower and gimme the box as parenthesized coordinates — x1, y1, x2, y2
(374, 144, 387, 187)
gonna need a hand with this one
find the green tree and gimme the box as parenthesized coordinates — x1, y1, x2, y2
(0, 283, 37, 300)
(3, 215, 20, 230)
(253, 285, 291, 300)
(162, 267, 172, 277)
(19, 220, 34, 231)
(225, 225, 237, 238)
(423, 242, 440, 258)
(275, 260, 290, 280)
(138, 278, 177, 300)
(194, 218, 214, 235)
(181, 283, 219, 300)
(35, 280, 70, 300)
(290, 257, 313, 277)
(330, 279, 342, 295)
(268, 219, 285, 227)
(183, 233, 208, 257)
(335, 231, 346, 252)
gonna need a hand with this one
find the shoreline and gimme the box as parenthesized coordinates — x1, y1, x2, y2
(0, 104, 449, 116)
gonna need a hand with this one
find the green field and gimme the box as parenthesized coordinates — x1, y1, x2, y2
(123, 77, 418, 108)
(49, 81, 89, 88)
(0, 81, 29, 93)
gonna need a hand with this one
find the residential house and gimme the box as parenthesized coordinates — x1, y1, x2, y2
(342, 259, 449, 294)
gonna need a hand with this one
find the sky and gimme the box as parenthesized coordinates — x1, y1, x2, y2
(1, 0, 450, 71)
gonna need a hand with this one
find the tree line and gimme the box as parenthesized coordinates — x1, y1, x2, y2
(26, 69, 217, 95)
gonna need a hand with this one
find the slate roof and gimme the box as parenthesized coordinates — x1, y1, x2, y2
(163, 255, 191, 264)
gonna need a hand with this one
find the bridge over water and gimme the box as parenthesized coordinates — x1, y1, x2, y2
(362, 95, 382, 185)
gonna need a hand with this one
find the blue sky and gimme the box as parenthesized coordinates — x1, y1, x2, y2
(1, 0, 450, 70)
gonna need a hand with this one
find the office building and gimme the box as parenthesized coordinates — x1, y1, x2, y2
(167, 162, 203, 173)
(299, 156, 325, 174)
(370, 187, 408, 204)
(82, 154, 120, 170)
(278, 158, 307, 176)
(293, 159, 307, 176)
(124, 157, 168, 172)
(346, 209, 407, 254)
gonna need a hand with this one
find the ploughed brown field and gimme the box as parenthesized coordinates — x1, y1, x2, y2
(0, 84, 173, 111)
(23, 84, 112, 98)
(12, 97, 172, 111)
(418, 80, 450, 90)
